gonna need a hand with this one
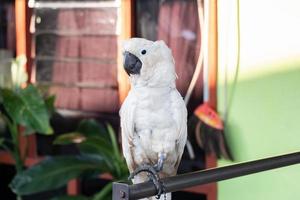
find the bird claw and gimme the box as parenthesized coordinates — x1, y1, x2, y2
(147, 172, 165, 199)
(128, 164, 165, 199)
(128, 163, 158, 180)
(154, 181, 165, 199)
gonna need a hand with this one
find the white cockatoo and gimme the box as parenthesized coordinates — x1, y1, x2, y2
(120, 38, 187, 200)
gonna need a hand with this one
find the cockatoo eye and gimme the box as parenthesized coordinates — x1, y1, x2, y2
(141, 49, 147, 55)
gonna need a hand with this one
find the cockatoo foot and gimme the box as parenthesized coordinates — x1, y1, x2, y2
(147, 173, 165, 199)
(128, 163, 165, 199)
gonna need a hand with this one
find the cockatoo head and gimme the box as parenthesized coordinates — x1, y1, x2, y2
(122, 38, 177, 88)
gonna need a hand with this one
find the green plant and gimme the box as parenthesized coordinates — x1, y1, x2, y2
(0, 55, 54, 199)
(10, 119, 129, 200)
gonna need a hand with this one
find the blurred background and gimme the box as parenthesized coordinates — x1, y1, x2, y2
(0, 0, 300, 200)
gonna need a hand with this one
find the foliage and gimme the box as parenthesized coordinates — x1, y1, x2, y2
(0, 56, 54, 173)
(1, 85, 53, 135)
(10, 119, 129, 200)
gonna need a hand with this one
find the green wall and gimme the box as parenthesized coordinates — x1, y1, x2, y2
(217, 0, 300, 199)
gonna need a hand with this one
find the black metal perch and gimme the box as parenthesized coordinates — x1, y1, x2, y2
(113, 151, 300, 200)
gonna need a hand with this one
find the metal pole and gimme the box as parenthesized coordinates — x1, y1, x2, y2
(113, 151, 300, 200)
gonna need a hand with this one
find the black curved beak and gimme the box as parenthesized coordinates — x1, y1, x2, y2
(123, 51, 142, 75)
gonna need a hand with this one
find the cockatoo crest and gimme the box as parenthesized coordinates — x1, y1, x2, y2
(123, 38, 177, 88)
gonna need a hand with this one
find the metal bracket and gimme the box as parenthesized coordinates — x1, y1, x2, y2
(113, 182, 130, 200)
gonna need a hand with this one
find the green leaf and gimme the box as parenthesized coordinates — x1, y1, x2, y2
(78, 137, 118, 174)
(0, 137, 4, 147)
(77, 119, 108, 138)
(51, 195, 90, 200)
(54, 132, 86, 145)
(54, 120, 111, 146)
(54, 121, 128, 179)
(92, 182, 112, 200)
(117, 162, 130, 180)
(78, 136, 112, 156)
(45, 95, 56, 116)
(105, 124, 124, 177)
(55, 131, 122, 177)
(10, 155, 110, 195)
(106, 124, 121, 161)
(1, 85, 53, 135)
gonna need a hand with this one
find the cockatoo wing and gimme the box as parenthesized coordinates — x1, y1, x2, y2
(171, 90, 188, 171)
(120, 90, 136, 172)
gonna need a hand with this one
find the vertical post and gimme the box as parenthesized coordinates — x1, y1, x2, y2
(206, 0, 218, 199)
(117, 0, 135, 104)
(15, 0, 27, 56)
(207, 0, 218, 110)
(15, 0, 38, 161)
(15, 0, 33, 80)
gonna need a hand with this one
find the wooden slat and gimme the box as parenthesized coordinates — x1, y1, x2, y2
(205, 154, 218, 200)
(0, 151, 15, 165)
(67, 179, 81, 195)
(117, 0, 134, 104)
(206, 0, 218, 200)
(15, 0, 33, 78)
(15, 0, 27, 56)
(27, 135, 38, 158)
(49, 86, 119, 112)
(0, 151, 42, 167)
(208, 0, 218, 110)
(15, 0, 38, 160)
